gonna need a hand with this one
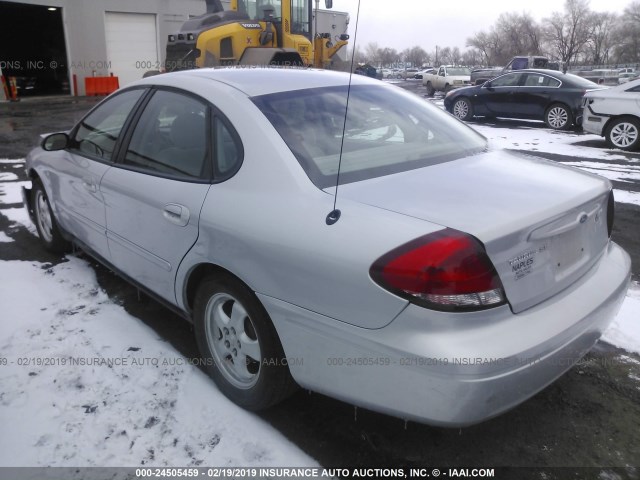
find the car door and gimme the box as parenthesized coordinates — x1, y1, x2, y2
(516, 72, 561, 118)
(54, 88, 147, 260)
(100, 88, 240, 304)
(480, 72, 524, 117)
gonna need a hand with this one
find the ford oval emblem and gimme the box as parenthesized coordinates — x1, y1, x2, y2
(579, 214, 588, 224)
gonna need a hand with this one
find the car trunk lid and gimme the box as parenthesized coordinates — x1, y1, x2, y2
(327, 150, 611, 313)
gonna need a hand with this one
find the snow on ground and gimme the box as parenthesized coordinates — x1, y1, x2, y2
(2, 205, 37, 235)
(0, 231, 13, 243)
(0, 180, 30, 205)
(603, 282, 640, 355)
(0, 172, 18, 181)
(0, 258, 317, 467)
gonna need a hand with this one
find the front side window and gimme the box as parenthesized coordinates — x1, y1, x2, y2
(71, 89, 145, 161)
(123, 90, 209, 179)
(252, 85, 487, 188)
(290, 0, 310, 35)
(490, 73, 523, 88)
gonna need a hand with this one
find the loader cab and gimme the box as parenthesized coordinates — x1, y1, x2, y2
(239, 0, 312, 41)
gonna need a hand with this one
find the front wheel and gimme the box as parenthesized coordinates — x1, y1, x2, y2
(425, 82, 435, 97)
(605, 117, 640, 151)
(545, 104, 573, 130)
(32, 180, 71, 253)
(193, 275, 297, 410)
(452, 97, 474, 121)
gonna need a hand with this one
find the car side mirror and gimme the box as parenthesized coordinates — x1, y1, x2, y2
(42, 132, 70, 151)
(325, 0, 333, 8)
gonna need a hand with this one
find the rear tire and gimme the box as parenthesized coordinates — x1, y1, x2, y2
(193, 274, 297, 410)
(452, 97, 474, 121)
(605, 117, 640, 151)
(544, 103, 573, 130)
(32, 180, 71, 253)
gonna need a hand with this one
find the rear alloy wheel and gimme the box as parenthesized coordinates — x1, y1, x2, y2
(605, 117, 640, 151)
(193, 275, 297, 410)
(32, 180, 70, 253)
(545, 104, 573, 130)
(452, 98, 474, 121)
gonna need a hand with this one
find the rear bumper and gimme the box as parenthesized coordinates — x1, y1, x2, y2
(261, 241, 630, 426)
(582, 106, 607, 136)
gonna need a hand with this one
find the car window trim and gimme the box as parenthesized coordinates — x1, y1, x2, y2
(66, 87, 152, 166)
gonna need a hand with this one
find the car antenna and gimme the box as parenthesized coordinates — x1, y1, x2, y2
(326, 0, 361, 226)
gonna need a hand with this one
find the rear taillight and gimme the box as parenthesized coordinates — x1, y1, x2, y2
(607, 190, 615, 238)
(370, 229, 506, 312)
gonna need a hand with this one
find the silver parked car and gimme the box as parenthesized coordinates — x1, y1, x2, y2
(23, 68, 630, 426)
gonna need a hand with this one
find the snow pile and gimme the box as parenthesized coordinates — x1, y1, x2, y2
(603, 282, 640, 355)
(0, 258, 316, 467)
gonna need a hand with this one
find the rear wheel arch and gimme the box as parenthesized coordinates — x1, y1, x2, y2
(184, 263, 255, 316)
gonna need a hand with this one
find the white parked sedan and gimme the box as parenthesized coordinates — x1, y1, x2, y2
(583, 78, 640, 151)
(23, 68, 630, 426)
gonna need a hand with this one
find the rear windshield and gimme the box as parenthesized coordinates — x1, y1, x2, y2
(448, 67, 471, 76)
(252, 85, 487, 188)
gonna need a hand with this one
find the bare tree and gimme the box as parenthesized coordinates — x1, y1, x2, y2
(585, 11, 618, 65)
(462, 49, 483, 66)
(467, 13, 540, 66)
(543, 0, 593, 66)
(612, 1, 640, 63)
(402, 46, 429, 67)
(378, 47, 401, 67)
(363, 42, 381, 65)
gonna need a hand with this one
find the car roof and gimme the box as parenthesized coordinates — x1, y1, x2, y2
(134, 67, 379, 97)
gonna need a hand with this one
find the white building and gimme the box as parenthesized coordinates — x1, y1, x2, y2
(0, 0, 349, 96)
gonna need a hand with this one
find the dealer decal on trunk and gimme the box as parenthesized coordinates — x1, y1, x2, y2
(509, 244, 547, 281)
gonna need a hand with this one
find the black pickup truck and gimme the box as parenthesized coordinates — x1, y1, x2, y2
(471, 56, 559, 85)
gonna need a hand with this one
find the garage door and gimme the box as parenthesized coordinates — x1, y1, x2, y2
(105, 12, 158, 87)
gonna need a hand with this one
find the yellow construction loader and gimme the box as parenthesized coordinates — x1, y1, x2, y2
(165, 0, 349, 70)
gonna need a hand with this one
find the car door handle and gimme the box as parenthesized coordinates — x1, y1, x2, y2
(82, 177, 97, 193)
(163, 203, 190, 227)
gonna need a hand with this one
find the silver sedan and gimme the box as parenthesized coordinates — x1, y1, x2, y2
(23, 68, 630, 426)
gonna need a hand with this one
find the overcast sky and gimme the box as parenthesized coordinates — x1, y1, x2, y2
(330, 0, 633, 52)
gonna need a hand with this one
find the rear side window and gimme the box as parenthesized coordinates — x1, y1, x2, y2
(71, 89, 144, 161)
(524, 74, 561, 87)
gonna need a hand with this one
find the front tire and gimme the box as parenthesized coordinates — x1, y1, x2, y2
(32, 180, 70, 253)
(425, 82, 435, 97)
(193, 275, 297, 410)
(452, 97, 474, 121)
(605, 117, 640, 151)
(545, 103, 573, 130)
